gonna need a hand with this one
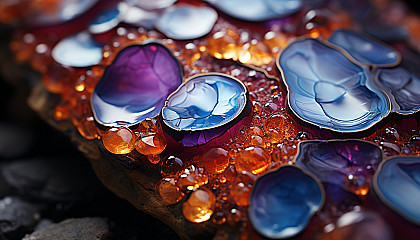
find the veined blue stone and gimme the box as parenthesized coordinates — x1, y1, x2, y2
(205, 0, 302, 22)
(249, 166, 324, 239)
(51, 32, 103, 68)
(88, 7, 122, 34)
(155, 4, 218, 40)
(162, 73, 247, 131)
(295, 140, 383, 193)
(129, 0, 177, 10)
(328, 29, 401, 67)
(374, 156, 420, 225)
(278, 38, 390, 132)
(92, 43, 182, 127)
(373, 67, 420, 114)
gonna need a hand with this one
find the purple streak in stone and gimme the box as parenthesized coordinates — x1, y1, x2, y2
(92, 43, 182, 127)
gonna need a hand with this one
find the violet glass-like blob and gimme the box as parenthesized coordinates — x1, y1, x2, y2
(278, 38, 390, 132)
(295, 140, 383, 192)
(328, 29, 400, 67)
(373, 67, 420, 114)
(374, 156, 420, 225)
(52, 32, 103, 68)
(155, 4, 218, 40)
(205, 0, 302, 22)
(92, 43, 182, 127)
(249, 166, 324, 239)
(162, 73, 247, 131)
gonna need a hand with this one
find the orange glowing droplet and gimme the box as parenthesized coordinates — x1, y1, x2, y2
(196, 148, 230, 174)
(176, 165, 208, 191)
(77, 116, 99, 140)
(54, 100, 72, 121)
(156, 177, 184, 205)
(148, 154, 161, 165)
(245, 135, 266, 148)
(182, 188, 216, 223)
(42, 66, 72, 94)
(135, 133, 167, 155)
(230, 172, 255, 206)
(235, 146, 271, 174)
(208, 29, 240, 61)
(102, 127, 136, 154)
(159, 155, 184, 177)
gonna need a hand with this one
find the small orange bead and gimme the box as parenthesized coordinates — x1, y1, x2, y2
(235, 146, 271, 174)
(148, 154, 161, 165)
(54, 100, 72, 121)
(195, 148, 230, 174)
(208, 29, 241, 60)
(176, 165, 208, 191)
(102, 127, 136, 154)
(135, 133, 167, 155)
(42, 66, 72, 94)
(159, 155, 184, 177)
(76, 116, 99, 140)
(230, 172, 255, 206)
(155, 177, 184, 205)
(245, 135, 266, 148)
(182, 188, 216, 223)
(138, 118, 159, 133)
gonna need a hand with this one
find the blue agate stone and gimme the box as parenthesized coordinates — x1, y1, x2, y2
(373, 67, 420, 114)
(328, 29, 401, 67)
(278, 38, 390, 132)
(92, 43, 182, 127)
(162, 73, 247, 131)
(374, 156, 420, 225)
(295, 140, 383, 193)
(155, 4, 218, 40)
(51, 32, 103, 68)
(205, 0, 302, 22)
(249, 165, 324, 239)
(88, 7, 122, 34)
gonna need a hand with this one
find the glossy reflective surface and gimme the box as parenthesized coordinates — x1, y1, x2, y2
(92, 43, 182, 127)
(328, 29, 400, 67)
(249, 166, 324, 239)
(51, 32, 103, 67)
(295, 140, 383, 192)
(155, 4, 218, 40)
(162, 73, 247, 131)
(205, 0, 302, 22)
(89, 7, 121, 34)
(373, 68, 420, 114)
(374, 156, 420, 224)
(278, 38, 390, 132)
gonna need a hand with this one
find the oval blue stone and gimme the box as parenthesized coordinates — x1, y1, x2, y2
(92, 43, 183, 127)
(374, 156, 420, 225)
(206, 0, 302, 22)
(88, 7, 121, 34)
(162, 73, 247, 131)
(249, 165, 324, 239)
(155, 4, 218, 40)
(278, 38, 390, 132)
(328, 29, 401, 67)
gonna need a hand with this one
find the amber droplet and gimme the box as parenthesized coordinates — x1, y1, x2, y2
(159, 155, 184, 177)
(54, 100, 72, 121)
(138, 118, 159, 133)
(195, 148, 230, 174)
(76, 116, 99, 140)
(263, 31, 288, 56)
(135, 133, 167, 155)
(247, 126, 264, 137)
(235, 146, 271, 174)
(102, 127, 136, 154)
(182, 188, 216, 223)
(208, 29, 240, 60)
(155, 177, 184, 205)
(245, 135, 266, 148)
(148, 154, 161, 165)
(223, 166, 237, 182)
(239, 40, 273, 66)
(230, 172, 255, 206)
(176, 165, 208, 191)
(42, 65, 72, 94)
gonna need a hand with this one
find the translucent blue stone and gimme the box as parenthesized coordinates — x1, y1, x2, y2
(295, 140, 383, 192)
(278, 38, 390, 132)
(206, 0, 302, 22)
(92, 43, 182, 127)
(155, 4, 218, 40)
(373, 67, 420, 114)
(374, 156, 420, 224)
(88, 7, 121, 34)
(162, 73, 247, 131)
(328, 29, 401, 67)
(51, 32, 103, 68)
(249, 166, 324, 239)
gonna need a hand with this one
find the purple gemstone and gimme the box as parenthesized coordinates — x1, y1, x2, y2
(91, 43, 183, 127)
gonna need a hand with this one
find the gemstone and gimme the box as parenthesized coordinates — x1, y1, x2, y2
(295, 140, 382, 194)
(102, 127, 136, 154)
(205, 0, 302, 22)
(374, 156, 420, 224)
(328, 29, 401, 67)
(182, 188, 216, 223)
(235, 146, 271, 175)
(155, 177, 184, 205)
(88, 7, 122, 34)
(133, 0, 176, 10)
(42, 65, 72, 94)
(76, 116, 99, 140)
(92, 43, 182, 127)
(135, 132, 167, 155)
(373, 67, 420, 114)
(194, 148, 230, 174)
(155, 4, 218, 40)
(249, 165, 324, 239)
(278, 38, 390, 132)
(230, 172, 255, 206)
(176, 165, 208, 191)
(51, 32, 103, 67)
(159, 155, 184, 177)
